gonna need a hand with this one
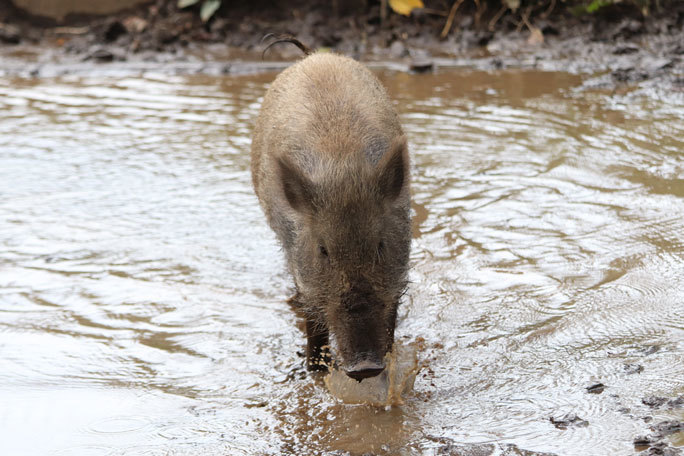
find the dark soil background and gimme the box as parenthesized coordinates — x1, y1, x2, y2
(1, 0, 683, 89)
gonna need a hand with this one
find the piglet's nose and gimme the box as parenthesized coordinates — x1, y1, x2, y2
(345, 360, 385, 382)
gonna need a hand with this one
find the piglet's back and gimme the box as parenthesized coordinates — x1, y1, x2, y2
(251, 53, 404, 199)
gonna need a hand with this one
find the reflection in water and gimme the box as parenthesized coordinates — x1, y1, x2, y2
(0, 69, 683, 455)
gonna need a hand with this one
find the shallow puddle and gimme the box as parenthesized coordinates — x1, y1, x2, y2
(1, 67, 683, 455)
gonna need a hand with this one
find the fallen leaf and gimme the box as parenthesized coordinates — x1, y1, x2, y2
(389, 0, 424, 16)
(527, 27, 544, 45)
(122, 16, 147, 34)
(178, 0, 199, 7)
(503, 0, 520, 10)
(200, 0, 221, 22)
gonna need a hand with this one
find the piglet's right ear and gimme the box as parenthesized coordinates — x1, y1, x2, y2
(277, 156, 316, 214)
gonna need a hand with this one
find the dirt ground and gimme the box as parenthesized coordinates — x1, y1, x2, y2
(0, 0, 682, 91)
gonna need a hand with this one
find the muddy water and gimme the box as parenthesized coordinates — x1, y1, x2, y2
(1, 68, 683, 455)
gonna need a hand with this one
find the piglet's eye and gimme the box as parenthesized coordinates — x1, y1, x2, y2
(378, 241, 385, 252)
(319, 245, 328, 257)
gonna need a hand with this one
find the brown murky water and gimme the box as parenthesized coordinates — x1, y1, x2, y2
(1, 68, 683, 455)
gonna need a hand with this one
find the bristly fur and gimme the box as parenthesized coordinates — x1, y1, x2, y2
(251, 52, 411, 375)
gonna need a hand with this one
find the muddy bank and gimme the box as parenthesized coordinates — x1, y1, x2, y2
(1, 0, 682, 91)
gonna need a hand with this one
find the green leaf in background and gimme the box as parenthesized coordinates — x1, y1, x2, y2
(586, 0, 612, 13)
(177, 0, 200, 8)
(200, 0, 221, 22)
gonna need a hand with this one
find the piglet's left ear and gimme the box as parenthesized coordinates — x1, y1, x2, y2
(277, 155, 317, 214)
(375, 135, 409, 202)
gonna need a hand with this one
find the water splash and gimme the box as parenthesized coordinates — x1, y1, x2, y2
(324, 340, 421, 406)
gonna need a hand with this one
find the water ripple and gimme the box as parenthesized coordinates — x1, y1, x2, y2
(1, 69, 682, 455)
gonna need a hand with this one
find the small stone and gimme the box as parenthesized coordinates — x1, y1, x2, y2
(640, 345, 661, 356)
(643, 57, 674, 72)
(244, 400, 268, 408)
(645, 442, 683, 456)
(0, 23, 20, 44)
(667, 396, 684, 409)
(490, 58, 504, 70)
(614, 45, 639, 55)
(122, 16, 148, 34)
(586, 383, 606, 394)
(651, 420, 684, 438)
(550, 413, 589, 430)
(389, 40, 408, 58)
(527, 28, 544, 46)
(642, 396, 668, 408)
(410, 58, 433, 73)
(634, 435, 653, 449)
(614, 18, 644, 39)
(84, 48, 116, 62)
(624, 363, 644, 374)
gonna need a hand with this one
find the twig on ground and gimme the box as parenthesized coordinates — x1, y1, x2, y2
(516, 4, 533, 32)
(474, 0, 488, 28)
(521, 6, 544, 44)
(54, 26, 90, 35)
(440, 0, 466, 38)
(521, 7, 534, 31)
(488, 4, 508, 32)
(541, 0, 557, 19)
(381, 0, 388, 28)
(422, 8, 449, 17)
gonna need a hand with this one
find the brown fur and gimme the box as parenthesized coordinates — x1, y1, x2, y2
(251, 52, 411, 376)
